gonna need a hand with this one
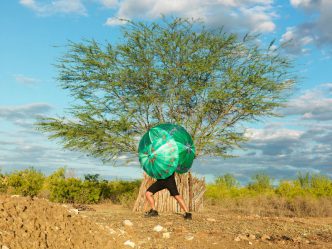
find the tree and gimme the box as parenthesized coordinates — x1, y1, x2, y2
(37, 17, 295, 210)
(37, 17, 294, 160)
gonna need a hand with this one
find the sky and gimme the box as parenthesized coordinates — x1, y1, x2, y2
(1, 0, 332, 184)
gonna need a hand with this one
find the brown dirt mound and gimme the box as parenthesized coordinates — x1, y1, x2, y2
(0, 195, 119, 249)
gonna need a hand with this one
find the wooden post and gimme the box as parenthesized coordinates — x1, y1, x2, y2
(133, 172, 205, 213)
(188, 172, 193, 211)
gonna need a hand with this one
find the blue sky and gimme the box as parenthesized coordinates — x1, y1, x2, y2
(1, 0, 332, 184)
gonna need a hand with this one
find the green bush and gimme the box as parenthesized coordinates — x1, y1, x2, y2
(276, 180, 305, 198)
(0, 171, 8, 193)
(6, 168, 45, 196)
(309, 174, 332, 197)
(47, 168, 103, 204)
(107, 180, 141, 204)
(45, 168, 141, 204)
(248, 173, 273, 193)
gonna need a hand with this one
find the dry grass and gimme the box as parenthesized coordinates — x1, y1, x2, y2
(206, 196, 332, 217)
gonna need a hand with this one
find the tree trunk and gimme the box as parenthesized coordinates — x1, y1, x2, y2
(133, 172, 205, 212)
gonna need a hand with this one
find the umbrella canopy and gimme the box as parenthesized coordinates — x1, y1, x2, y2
(138, 123, 195, 179)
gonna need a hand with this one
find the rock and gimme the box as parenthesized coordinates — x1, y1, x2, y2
(234, 236, 241, 242)
(163, 232, 171, 239)
(123, 220, 133, 227)
(153, 225, 164, 232)
(2, 246, 9, 249)
(68, 208, 79, 215)
(206, 218, 216, 222)
(248, 234, 256, 240)
(234, 235, 248, 241)
(10, 195, 20, 198)
(106, 226, 116, 235)
(124, 240, 135, 248)
(185, 234, 194, 241)
(261, 234, 271, 241)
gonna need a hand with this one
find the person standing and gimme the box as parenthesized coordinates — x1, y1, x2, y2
(145, 172, 192, 219)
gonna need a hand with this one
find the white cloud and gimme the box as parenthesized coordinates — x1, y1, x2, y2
(105, 0, 277, 33)
(105, 17, 128, 26)
(290, 0, 320, 9)
(280, 26, 314, 54)
(15, 74, 40, 86)
(98, 0, 118, 8)
(245, 127, 303, 141)
(282, 84, 332, 120)
(284, 0, 332, 54)
(19, 0, 87, 15)
(0, 103, 53, 127)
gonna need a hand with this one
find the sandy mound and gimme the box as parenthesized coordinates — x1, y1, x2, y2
(0, 195, 119, 249)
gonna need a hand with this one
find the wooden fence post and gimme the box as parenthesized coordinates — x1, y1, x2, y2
(133, 172, 205, 212)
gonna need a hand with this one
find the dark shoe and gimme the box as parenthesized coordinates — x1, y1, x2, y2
(145, 209, 158, 217)
(184, 212, 192, 220)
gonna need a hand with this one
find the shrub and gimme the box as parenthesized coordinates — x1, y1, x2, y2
(0, 173, 7, 193)
(107, 180, 141, 204)
(215, 174, 239, 188)
(47, 172, 103, 204)
(6, 168, 45, 196)
(310, 174, 332, 197)
(248, 173, 273, 193)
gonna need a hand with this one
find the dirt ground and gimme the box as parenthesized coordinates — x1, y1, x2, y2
(1, 195, 331, 249)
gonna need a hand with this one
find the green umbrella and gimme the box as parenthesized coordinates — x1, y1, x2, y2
(138, 123, 195, 179)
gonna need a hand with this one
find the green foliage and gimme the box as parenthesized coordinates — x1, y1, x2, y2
(275, 173, 332, 198)
(106, 180, 141, 204)
(0, 170, 7, 193)
(248, 173, 273, 193)
(84, 174, 100, 182)
(36, 17, 295, 162)
(310, 175, 332, 197)
(45, 168, 141, 204)
(215, 173, 239, 188)
(297, 172, 311, 189)
(206, 172, 332, 203)
(6, 168, 45, 197)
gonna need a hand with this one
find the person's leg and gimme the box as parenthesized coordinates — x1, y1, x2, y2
(145, 191, 155, 210)
(173, 195, 189, 212)
(145, 180, 165, 216)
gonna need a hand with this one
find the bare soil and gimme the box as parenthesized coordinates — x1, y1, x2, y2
(1, 195, 331, 249)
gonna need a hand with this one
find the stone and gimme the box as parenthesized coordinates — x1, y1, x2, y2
(163, 232, 171, 239)
(106, 227, 116, 235)
(68, 208, 79, 215)
(124, 240, 135, 248)
(123, 220, 133, 227)
(153, 225, 164, 232)
(206, 218, 216, 222)
(234, 235, 248, 241)
(2, 246, 9, 249)
(248, 234, 256, 240)
(261, 234, 271, 241)
(185, 234, 194, 241)
(249, 241, 253, 245)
